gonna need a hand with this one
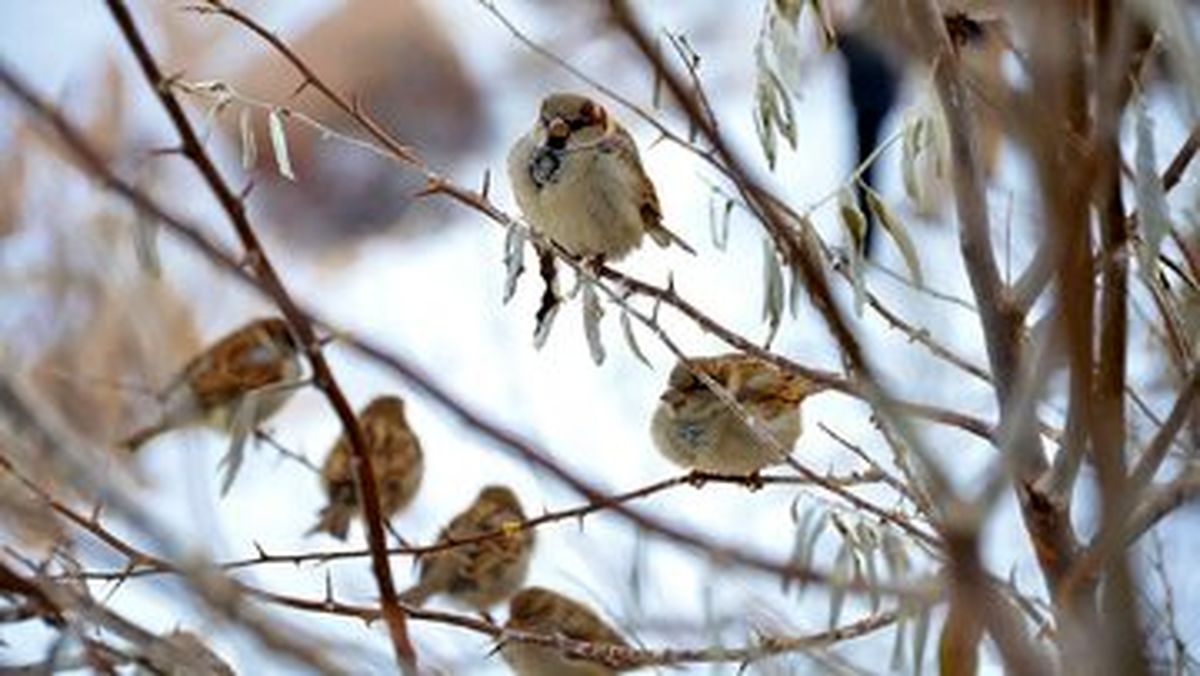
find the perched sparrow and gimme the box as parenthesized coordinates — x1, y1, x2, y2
(137, 629, 235, 676)
(508, 92, 693, 261)
(309, 395, 424, 540)
(502, 586, 629, 676)
(650, 354, 822, 475)
(399, 485, 533, 612)
(120, 317, 303, 451)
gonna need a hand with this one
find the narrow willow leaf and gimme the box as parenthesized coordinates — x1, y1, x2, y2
(828, 540, 851, 628)
(238, 107, 257, 171)
(866, 189, 924, 286)
(795, 510, 828, 596)
(766, 64, 797, 149)
(901, 114, 925, 204)
(220, 390, 262, 495)
(710, 193, 734, 250)
(582, 282, 606, 366)
(855, 522, 881, 612)
(502, 227, 526, 304)
(883, 529, 911, 580)
(267, 108, 295, 180)
(912, 602, 932, 676)
(783, 506, 815, 593)
(1135, 98, 1170, 277)
(787, 261, 806, 319)
(131, 208, 162, 278)
(808, 0, 837, 48)
(754, 84, 778, 169)
(838, 189, 867, 316)
(761, 235, 785, 347)
(891, 612, 909, 671)
(619, 310, 652, 368)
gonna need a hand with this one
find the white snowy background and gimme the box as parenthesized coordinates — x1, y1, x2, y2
(1, 1, 1197, 674)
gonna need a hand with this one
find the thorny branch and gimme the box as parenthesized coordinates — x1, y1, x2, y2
(100, 0, 416, 668)
(0, 60, 931, 599)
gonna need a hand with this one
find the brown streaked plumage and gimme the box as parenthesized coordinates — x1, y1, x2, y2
(120, 317, 302, 451)
(650, 354, 824, 475)
(399, 485, 533, 612)
(309, 395, 424, 540)
(503, 586, 629, 676)
(508, 92, 693, 261)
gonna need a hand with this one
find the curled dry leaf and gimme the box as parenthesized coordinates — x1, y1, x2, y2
(838, 188, 868, 316)
(502, 226, 526, 304)
(582, 280, 606, 366)
(761, 235, 786, 347)
(267, 108, 296, 181)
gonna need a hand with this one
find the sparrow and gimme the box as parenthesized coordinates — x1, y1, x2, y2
(308, 395, 424, 540)
(120, 317, 303, 451)
(502, 586, 629, 676)
(399, 485, 533, 612)
(650, 354, 822, 475)
(508, 92, 693, 261)
(137, 629, 235, 676)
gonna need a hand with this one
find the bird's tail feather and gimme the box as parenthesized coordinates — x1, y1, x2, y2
(648, 223, 696, 255)
(306, 506, 352, 541)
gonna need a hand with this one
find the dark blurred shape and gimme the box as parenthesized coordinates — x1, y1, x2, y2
(835, 1, 1006, 254)
(229, 0, 486, 245)
(837, 30, 900, 256)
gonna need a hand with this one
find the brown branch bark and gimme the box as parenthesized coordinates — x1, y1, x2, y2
(0, 63, 925, 597)
(99, 1, 416, 669)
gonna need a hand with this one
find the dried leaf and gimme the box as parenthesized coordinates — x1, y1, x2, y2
(784, 506, 815, 593)
(912, 602, 932, 676)
(808, 0, 837, 48)
(855, 522, 881, 612)
(866, 189, 924, 286)
(883, 529, 911, 580)
(581, 281, 606, 366)
(892, 611, 909, 671)
(219, 390, 262, 496)
(502, 227, 526, 304)
(828, 539, 851, 628)
(267, 108, 295, 181)
(754, 80, 779, 169)
(901, 116, 923, 205)
(838, 189, 867, 316)
(619, 310, 652, 368)
(761, 235, 785, 346)
(238, 107, 257, 171)
(709, 193, 734, 250)
(1135, 97, 1170, 279)
(131, 207, 162, 278)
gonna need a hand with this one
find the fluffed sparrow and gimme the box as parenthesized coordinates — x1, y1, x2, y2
(508, 92, 693, 261)
(120, 317, 303, 451)
(502, 586, 629, 676)
(650, 354, 822, 475)
(309, 395, 424, 540)
(399, 485, 533, 612)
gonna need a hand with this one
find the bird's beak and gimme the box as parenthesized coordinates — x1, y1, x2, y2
(546, 117, 570, 146)
(660, 389, 686, 409)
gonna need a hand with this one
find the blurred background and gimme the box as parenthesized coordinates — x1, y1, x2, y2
(1, 1, 1198, 674)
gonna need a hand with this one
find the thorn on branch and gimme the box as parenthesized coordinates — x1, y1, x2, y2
(289, 78, 312, 99)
